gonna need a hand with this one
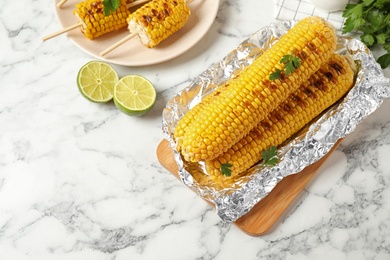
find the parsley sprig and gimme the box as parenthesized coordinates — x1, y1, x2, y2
(221, 163, 233, 177)
(220, 146, 279, 177)
(103, 0, 121, 16)
(270, 54, 301, 80)
(342, 0, 390, 68)
(262, 146, 279, 167)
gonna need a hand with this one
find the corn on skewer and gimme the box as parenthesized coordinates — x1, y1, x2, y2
(43, 0, 144, 41)
(176, 16, 337, 163)
(100, 0, 192, 56)
(203, 54, 355, 184)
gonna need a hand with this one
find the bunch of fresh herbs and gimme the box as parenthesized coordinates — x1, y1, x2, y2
(342, 0, 390, 68)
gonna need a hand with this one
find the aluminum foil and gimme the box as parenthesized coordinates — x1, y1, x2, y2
(161, 20, 390, 223)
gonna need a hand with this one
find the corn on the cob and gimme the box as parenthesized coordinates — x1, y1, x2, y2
(176, 16, 337, 163)
(204, 54, 354, 181)
(126, 0, 191, 48)
(74, 0, 131, 40)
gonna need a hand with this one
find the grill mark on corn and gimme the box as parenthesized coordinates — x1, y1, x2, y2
(264, 79, 279, 91)
(283, 103, 293, 115)
(261, 121, 271, 130)
(252, 88, 265, 100)
(303, 87, 317, 100)
(307, 42, 316, 50)
(329, 62, 344, 74)
(279, 72, 287, 81)
(314, 78, 328, 91)
(270, 111, 285, 124)
(307, 42, 320, 54)
(291, 94, 306, 108)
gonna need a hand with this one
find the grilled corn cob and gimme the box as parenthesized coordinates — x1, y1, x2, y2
(126, 0, 191, 48)
(176, 16, 337, 163)
(74, 0, 131, 40)
(205, 54, 355, 181)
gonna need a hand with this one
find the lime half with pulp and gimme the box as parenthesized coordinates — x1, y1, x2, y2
(113, 75, 156, 116)
(77, 61, 119, 103)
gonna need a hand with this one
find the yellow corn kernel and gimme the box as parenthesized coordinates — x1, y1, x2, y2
(205, 54, 355, 180)
(179, 16, 337, 162)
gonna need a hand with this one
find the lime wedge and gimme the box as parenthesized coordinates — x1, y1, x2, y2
(77, 61, 119, 103)
(113, 75, 156, 116)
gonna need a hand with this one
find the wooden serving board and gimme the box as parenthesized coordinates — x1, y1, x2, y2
(156, 139, 342, 236)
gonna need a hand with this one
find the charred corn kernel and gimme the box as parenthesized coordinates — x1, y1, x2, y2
(74, 0, 130, 40)
(127, 0, 191, 48)
(205, 54, 355, 180)
(178, 16, 337, 162)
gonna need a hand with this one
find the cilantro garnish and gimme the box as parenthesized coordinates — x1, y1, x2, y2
(220, 163, 233, 177)
(269, 69, 282, 80)
(342, 0, 390, 68)
(270, 54, 301, 80)
(262, 146, 279, 167)
(103, 0, 121, 16)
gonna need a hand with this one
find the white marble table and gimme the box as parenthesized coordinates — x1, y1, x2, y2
(1, 0, 390, 259)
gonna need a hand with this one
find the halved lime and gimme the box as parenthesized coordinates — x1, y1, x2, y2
(77, 61, 119, 103)
(113, 75, 156, 116)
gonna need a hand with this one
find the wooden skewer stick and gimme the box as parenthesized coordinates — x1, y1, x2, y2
(57, 0, 68, 8)
(100, 33, 137, 56)
(43, 0, 151, 41)
(42, 22, 82, 41)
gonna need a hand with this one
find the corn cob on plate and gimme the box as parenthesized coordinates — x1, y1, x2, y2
(53, 0, 220, 66)
(161, 18, 390, 223)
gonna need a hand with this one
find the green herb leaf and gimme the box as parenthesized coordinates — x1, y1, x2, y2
(342, 0, 390, 68)
(351, 4, 364, 20)
(280, 55, 290, 64)
(103, 0, 121, 16)
(220, 163, 233, 177)
(363, 0, 375, 6)
(342, 18, 355, 34)
(270, 54, 300, 80)
(262, 146, 279, 167)
(376, 33, 388, 45)
(361, 34, 375, 46)
(342, 4, 359, 18)
(373, 0, 390, 8)
(269, 69, 282, 80)
(377, 53, 390, 69)
(284, 54, 301, 76)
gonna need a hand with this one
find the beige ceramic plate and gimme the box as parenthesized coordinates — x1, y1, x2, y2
(54, 0, 220, 66)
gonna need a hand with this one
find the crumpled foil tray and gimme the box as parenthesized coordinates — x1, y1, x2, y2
(162, 20, 390, 223)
